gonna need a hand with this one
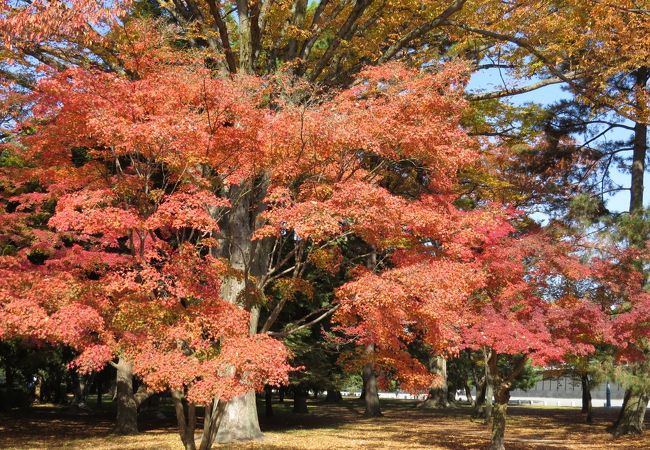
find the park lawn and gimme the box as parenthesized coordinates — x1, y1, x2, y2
(0, 399, 648, 449)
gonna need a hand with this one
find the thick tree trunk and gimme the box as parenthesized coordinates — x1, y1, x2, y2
(419, 356, 449, 408)
(215, 391, 263, 443)
(362, 344, 382, 417)
(581, 374, 593, 423)
(115, 358, 139, 435)
(325, 389, 342, 403)
(490, 390, 510, 450)
(214, 181, 271, 443)
(293, 387, 309, 414)
(614, 389, 649, 436)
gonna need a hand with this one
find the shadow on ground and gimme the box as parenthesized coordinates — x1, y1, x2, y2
(0, 398, 648, 449)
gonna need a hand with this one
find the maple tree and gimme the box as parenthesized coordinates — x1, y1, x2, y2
(583, 239, 650, 435)
(1, 1, 648, 446)
(0, 18, 509, 444)
(460, 232, 610, 450)
(0, 20, 291, 444)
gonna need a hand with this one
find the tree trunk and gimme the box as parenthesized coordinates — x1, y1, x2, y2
(362, 251, 381, 417)
(419, 356, 449, 408)
(215, 391, 263, 443)
(96, 378, 102, 407)
(115, 357, 139, 435)
(236, 0, 254, 73)
(581, 374, 593, 423)
(362, 344, 382, 417)
(171, 390, 197, 450)
(614, 389, 649, 436)
(490, 389, 510, 450)
(464, 381, 475, 407)
(214, 180, 271, 443)
(473, 379, 487, 417)
(615, 66, 650, 437)
(53, 371, 65, 404)
(265, 385, 273, 417)
(199, 399, 225, 450)
(293, 387, 308, 414)
(630, 67, 648, 215)
(474, 349, 495, 421)
(484, 350, 495, 423)
(71, 371, 83, 405)
(325, 389, 342, 403)
(71, 372, 93, 409)
(284, 0, 308, 61)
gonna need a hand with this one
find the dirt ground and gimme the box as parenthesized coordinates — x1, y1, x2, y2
(0, 399, 648, 449)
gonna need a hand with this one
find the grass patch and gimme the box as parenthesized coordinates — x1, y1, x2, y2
(0, 399, 648, 449)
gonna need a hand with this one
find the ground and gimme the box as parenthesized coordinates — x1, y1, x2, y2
(0, 399, 649, 449)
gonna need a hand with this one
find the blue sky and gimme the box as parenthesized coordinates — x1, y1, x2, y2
(466, 69, 646, 215)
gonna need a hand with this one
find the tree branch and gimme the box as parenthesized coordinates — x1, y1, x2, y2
(268, 304, 340, 338)
(377, 0, 467, 64)
(309, 0, 372, 82)
(467, 75, 572, 101)
(206, 0, 237, 73)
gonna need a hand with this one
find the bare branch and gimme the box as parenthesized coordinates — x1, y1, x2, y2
(467, 75, 573, 101)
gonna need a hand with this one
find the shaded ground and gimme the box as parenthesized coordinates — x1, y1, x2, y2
(0, 399, 648, 449)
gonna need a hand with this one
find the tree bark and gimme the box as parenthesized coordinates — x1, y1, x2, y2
(237, 0, 254, 73)
(464, 381, 475, 407)
(115, 357, 139, 435)
(362, 343, 382, 417)
(581, 374, 593, 423)
(214, 180, 272, 443)
(171, 390, 197, 450)
(215, 391, 263, 443)
(614, 389, 649, 436)
(293, 387, 309, 414)
(475, 349, 495, 421)
(630, 67, 648, 214)
(490, 389, 510, 450)
(419, 356, 449, 408)
(198, 399, 225, 450)
(473, 379, 487, 417)
(616, 66, 649, 436)
(284, 0, 308, 61)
